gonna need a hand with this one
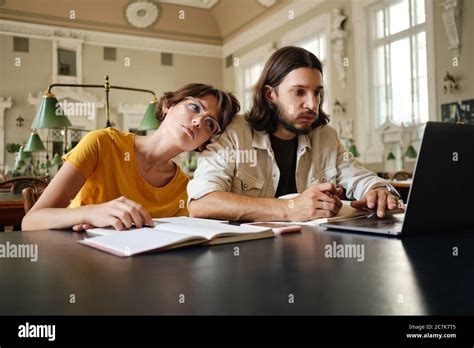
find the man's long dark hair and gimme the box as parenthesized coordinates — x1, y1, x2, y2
(245, 46, 330, 134)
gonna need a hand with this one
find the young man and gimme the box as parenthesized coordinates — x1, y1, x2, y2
(187, 46, 400, 222)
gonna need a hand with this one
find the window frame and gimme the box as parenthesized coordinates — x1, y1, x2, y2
(352, 0, 436, 163)
(234, 43, 274, 113)
(368, 0, 428, 126)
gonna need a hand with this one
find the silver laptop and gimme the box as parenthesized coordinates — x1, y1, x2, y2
(321, 122, 474, 236)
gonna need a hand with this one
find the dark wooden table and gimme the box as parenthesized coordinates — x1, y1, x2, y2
(0, 226, 473, 315)
(0, 192, 24, 231)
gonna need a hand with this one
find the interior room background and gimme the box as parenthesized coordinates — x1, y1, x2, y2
(0, 0, 473, 175)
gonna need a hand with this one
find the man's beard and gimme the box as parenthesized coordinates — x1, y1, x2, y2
(272, 100, 318, 135)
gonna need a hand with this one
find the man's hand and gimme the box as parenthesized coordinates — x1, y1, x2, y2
(286, 183, 344, 221)
(350, 188, 402, 218)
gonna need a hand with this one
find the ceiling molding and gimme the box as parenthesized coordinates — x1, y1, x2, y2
(0, 19, 223, 58)
(257, 0, 276, 7)
(159, 0, 219, 9)
(0, 8, 221, 44)
(222, 0, 326, 56)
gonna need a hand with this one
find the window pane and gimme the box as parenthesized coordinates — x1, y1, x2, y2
(389, 0, 410, 35)
(389, 38, 412, 123)
(319, 36, 326, 61)
(415, 32, 428, 122)
(414, 0, 425, 24)
(58, 49, 77, 76)
(374, 45, 387, 125)
(244, 68, 251, 88)
(302, 39, 319, 58)
(375, 9, 385, 39)
(244, 90, 252, 112)
(250, 63, 262, 86)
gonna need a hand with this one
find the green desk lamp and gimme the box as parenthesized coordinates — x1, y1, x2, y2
(51, 153, 62, 166)
(138, 98, 160, 131)
(24, 131, 46, 152)
(32, 92, 72, 155)
(404, 145, 417, 159)
(24, 130, 47, 176)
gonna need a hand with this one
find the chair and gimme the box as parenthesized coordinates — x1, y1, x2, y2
(22, 186, 45, 213)
(0, 176, 49, 194)
(0, 176, 48, 214)
(391, 171, 413, 181)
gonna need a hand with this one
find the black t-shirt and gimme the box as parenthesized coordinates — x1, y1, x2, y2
(270, 133, 298, 197)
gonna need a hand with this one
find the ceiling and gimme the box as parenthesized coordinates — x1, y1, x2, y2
(0, 0, 291, 45)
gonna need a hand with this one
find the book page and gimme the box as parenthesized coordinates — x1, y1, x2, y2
(85, 217, 226, 237)
(86, 218, 268, 239)
(80, 228, 203, 256)
(154, 222, 270, 240)
(153, 217, 229, 225)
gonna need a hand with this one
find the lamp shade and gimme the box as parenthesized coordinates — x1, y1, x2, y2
(348, 144, 359, 158)
(51, 153, 62, 166)
(17, 145, 32, 161)
(24, 131, 46, 152)
(138, 100, 160, 131)
(32, 92, 72, 129)
(404, 145, 417, 159)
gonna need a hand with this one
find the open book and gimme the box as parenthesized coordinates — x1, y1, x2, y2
(79, 218, 273, 257)
(279, 194, 404, 225)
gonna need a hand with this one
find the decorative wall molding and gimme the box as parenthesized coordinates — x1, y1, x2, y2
(0, 19, 223, 58)
(52, 36, 84, 84)
(280, 13, 330, 46)
(0, 97, 13, 166)
(330, 8, 349, 88)
(160, 0, 219, 9)
(118, 103, 147, 132)
(222, 0, 325, 57)
(378, 121, 415, 173)
(440, 0, 462, 58)
(257, 0, 276, 7)
(125, 1, 160, 29)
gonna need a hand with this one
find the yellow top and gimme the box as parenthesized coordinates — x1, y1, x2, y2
(63, 128, 189, 217)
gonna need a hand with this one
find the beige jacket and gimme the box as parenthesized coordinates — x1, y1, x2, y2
(188, 116, 390, 202)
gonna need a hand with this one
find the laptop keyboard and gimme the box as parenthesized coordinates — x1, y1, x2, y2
(326, 214, 405, 232)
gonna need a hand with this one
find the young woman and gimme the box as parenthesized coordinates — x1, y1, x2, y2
(22, 83, 240, 231)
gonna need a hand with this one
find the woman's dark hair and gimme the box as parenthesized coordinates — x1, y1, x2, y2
(156, 83, 240, 134)
(245, 46, 330, 133)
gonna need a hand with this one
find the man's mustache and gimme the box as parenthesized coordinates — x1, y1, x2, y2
(297, 111, 318, 118)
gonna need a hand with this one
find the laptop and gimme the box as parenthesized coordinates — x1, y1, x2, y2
(320, 121, 474, 236)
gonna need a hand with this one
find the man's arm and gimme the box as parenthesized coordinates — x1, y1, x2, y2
(188, 183, 343, 221)
(188, 192, 289, 221)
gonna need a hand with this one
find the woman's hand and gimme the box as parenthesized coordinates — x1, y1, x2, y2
(73, 196, 154, 231)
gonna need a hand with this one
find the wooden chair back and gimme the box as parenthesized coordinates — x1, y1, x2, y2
(0, 177, 48, 213)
